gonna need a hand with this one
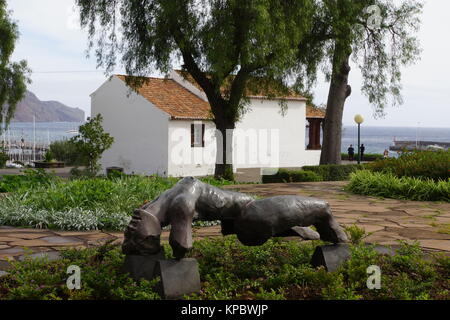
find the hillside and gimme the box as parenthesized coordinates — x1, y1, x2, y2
(11, 91, 85, 123)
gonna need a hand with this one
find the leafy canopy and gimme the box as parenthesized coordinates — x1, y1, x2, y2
(295, 0, 423, 116)
(76, 0, 319, 124)
(0, 0, 30, 128)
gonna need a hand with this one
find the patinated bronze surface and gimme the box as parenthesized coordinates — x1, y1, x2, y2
(123, 177, 348, 259)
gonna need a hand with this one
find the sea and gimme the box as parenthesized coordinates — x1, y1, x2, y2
(2, 122, 450, 155)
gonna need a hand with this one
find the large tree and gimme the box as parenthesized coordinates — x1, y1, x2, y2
(0, 0, 30, 131)
(296, 0, 423, 164)
(75, 0, 319, 180)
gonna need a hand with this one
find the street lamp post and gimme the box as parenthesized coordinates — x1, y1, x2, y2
(354, 115, 364, 165)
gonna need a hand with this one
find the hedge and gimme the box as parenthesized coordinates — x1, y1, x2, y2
(263, 169, 322, 183)
(302, 164, 365, 181)
(346, 170, 450, 202)
(367, 150, 449, 182)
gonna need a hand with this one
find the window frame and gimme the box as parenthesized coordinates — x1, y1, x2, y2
(191, 123, 205, 148)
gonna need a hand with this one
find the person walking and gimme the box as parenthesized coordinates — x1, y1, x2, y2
(360, 144, 366, 161)
(348, 145, 355, 161)
(383, 149, 389, 159)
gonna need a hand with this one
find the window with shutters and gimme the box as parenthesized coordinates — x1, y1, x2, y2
(191, 123, 205, 148)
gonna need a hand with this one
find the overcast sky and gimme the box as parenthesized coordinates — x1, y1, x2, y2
(8, 0, 450, 128)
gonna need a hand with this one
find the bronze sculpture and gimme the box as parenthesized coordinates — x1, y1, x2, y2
(123, 177, 348, 259)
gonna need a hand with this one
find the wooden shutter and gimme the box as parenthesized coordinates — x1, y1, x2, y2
(191, 124, 195, 148)
(202, 124, 206, 148)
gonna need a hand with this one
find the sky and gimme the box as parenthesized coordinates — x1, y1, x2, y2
(7, 0, 450, 128)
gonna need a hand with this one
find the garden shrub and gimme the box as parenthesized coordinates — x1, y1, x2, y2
(263, 169, 322, 183)
(49, 140, 88, 166)
(0, 150, 8, 168)
(0, 243, 160, 300)
(341, 153, 383, 161)
(367, 150, 449, 181)
(302, 164, 365, 181)
(346, 170, 450, 202)
(1, 238, 448, 300)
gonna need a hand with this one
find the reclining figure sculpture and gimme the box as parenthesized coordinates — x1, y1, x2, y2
(123, 177, 348, 259)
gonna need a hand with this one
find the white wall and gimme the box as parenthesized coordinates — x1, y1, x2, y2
(235, 98, 310, 169)
(168, 120, 217, 177)
(91, 76, 169, 176)
(166, 98, 320, 177)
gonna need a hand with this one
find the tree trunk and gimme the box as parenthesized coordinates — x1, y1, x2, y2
(320, 50, 352, 165)
(214, 123, 235, 181)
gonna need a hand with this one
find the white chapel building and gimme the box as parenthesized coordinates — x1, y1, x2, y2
(91, 70, 324, 177)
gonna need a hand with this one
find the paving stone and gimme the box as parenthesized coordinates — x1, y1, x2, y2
(9, 239, 83, 247)
(39, 236, 83, 244)
(358, 224, 385, 233)
(0, 228, 48, 233)
(18, 251, 61, 262)
(77, 233, 114, 241)
(0, 245, 9, 250)
(396, 228, 450, 240)
(0, 237, 23, 242)
(419, 240, 450, 252)
(0, 247, 24, 255)
(3, 233, 54, 240)
(53, 231, 102, 237)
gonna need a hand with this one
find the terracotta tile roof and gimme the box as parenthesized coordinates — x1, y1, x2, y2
(116, 75, 212, 120)
(306, 105, 326, 119)
(174, 70, 306, 101)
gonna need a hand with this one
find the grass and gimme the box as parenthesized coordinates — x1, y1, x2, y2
(0, 237, 448, 300)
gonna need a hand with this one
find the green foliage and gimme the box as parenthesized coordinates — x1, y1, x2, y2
(341, 153, 383, 161)
(344, 225, 370, 245)
(43, 150, 56, 163)
(303, 164, 365, 181)
(347, 170, 450, 202)
(70, 115, 114, 174)
(0, 150, 8, 168)
(0, 169, 57, 193)
(0, 0, 31, 129)
(1, 239, 448, 300)
(49, 140, 88, 166)
(367, 150, 450, 182)
(263, 169, 322, 183)
(0, 174, 235, 230)
(296, 0, 423, 115)
(0, 243, 160, 300)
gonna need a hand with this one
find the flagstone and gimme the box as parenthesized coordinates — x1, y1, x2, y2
(4, 233, 55, 240)
(0, 245, 9, 250)
(8, 239, 84, 247)
(418, 240, 450, 252)
(357, 225, 385, 233)
(76, 233, 115, 241)
(0, 228, 49, 233)
(0, 237, 21, 242)
(0, 247, 24, 257)
(53, 231, 102, 237)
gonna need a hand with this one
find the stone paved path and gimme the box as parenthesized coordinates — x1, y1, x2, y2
(1, 181, 449, 271)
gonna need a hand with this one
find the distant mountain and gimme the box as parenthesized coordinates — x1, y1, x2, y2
(11, 91, 85, 123)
